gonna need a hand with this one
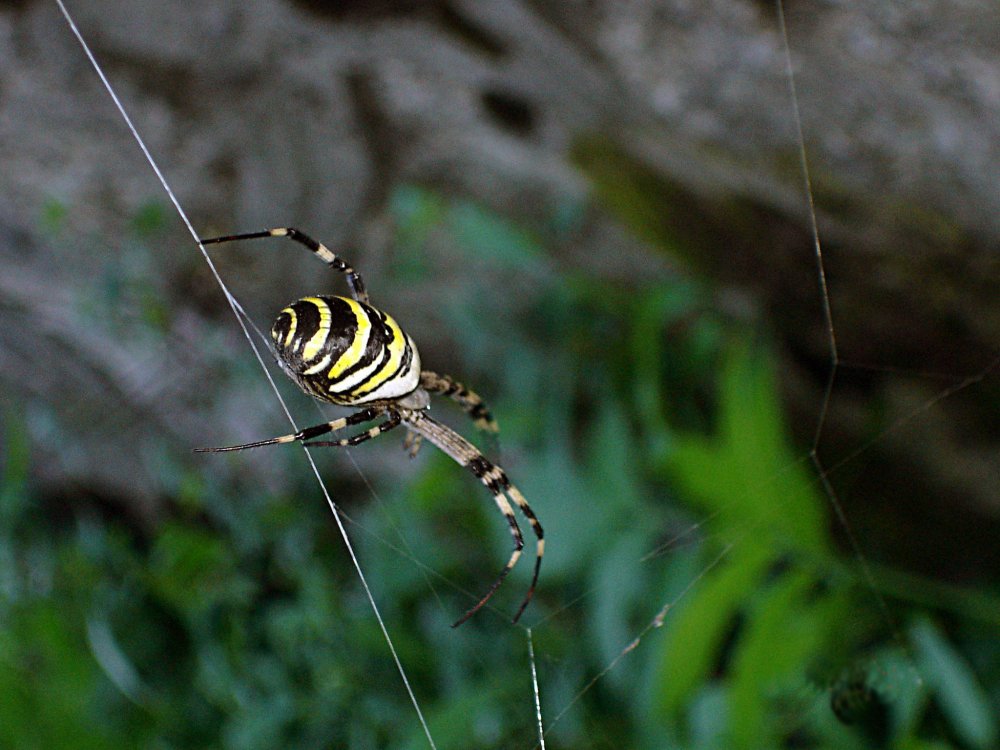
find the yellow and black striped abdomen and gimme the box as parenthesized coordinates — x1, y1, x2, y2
(271, 295, 421, 405)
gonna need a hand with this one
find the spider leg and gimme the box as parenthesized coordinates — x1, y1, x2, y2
(404, 412, 543, 627)
(194, 406, 384, 452)
(419, 371, 499, 433)
(402, 430, 423, 459)
(305, 411, 403, 448)
(200, 227, 368, 303)
(495, 478, 544, 624)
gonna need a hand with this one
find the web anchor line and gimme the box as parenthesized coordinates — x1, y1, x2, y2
(53, 1, 438, 747)
(527, 629, 546, 750)
(774, 0, 921, 689)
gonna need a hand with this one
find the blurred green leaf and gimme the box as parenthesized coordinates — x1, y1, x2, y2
(629, 283, 704, 452)
(665, 339, 826, 554)
(729, 569, 834, 747)
(148, 522, 244, 616)
(591, 528, 650, 674)
(391, 184, 447, 236)
(0, 604, 126, 749)
(687, 683, 728, 749)
(911, 617, 997, 749)
(0, 408, 31, 526)
(583, 400, 646, 532)
(129, 200, 168, 237)
(447, 200, 547, 272)
(400, 682, 511, 750)
(652, 543, 771, 717)
(39, 197, 69, 235)
(389, 184, 445, 282)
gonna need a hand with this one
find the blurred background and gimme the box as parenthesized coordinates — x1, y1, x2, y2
(2, 1, 999, 748)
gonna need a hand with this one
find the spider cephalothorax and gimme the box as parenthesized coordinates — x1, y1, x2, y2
(196, 227, 543, 626)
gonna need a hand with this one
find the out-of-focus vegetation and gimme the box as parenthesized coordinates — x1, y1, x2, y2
(2, 186, 999, 750)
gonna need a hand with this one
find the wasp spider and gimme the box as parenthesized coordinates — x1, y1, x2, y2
(195, 228, 543, 627)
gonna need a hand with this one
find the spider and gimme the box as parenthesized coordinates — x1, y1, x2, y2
(195, 227, 543, 627)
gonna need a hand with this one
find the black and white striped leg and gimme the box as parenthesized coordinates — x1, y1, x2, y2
(200, 227, 368, 303)
(448, 460, 523, 627)
(194, 406, 384, 453)
(499, 480, 544, 623)
(420, 371, 499, 434)
(304, 411, 403, 448)
(404, 413, 543, 627)
(464, 457, 544, 626)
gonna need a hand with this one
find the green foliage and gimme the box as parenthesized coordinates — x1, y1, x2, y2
(0, 604, 125, 750)
(129, 199, 169, 238)
(911, 618, 997, 749)
(647, 340, 841, 745)
(39, 197, 69, 236)
(4, 188, 999, 749)
(662, 341, 827, 552)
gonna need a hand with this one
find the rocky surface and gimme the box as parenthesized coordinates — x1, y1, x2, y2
(1, 1, 996, 553)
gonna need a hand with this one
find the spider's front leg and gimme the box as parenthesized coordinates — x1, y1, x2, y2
(200, 227, 369, 303)
(304, 411, 403, 448)
(194, 406, 383, 453)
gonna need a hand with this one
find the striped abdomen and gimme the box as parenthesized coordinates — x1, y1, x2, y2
(270, 295, 421, 405)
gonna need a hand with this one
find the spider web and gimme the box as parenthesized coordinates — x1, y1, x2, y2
(51, 1, 999, 748)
